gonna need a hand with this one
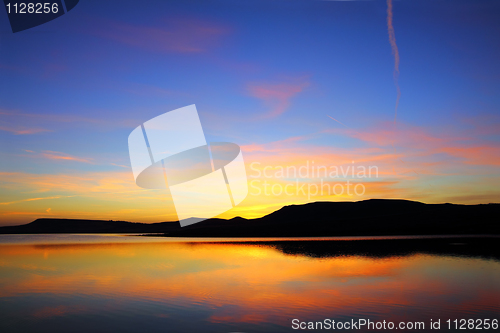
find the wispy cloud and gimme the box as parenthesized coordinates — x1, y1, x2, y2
(247, 79, 309, 118)
(94, 18, 230, 54)
(337, 121, 500, 167)
(0, 171, 136, 195)
(0, 125, 52, 135)
(21, 149, 94, 164)
(110, 163, 130, 169)
(0, 196, 74, 206)
(122, 84, 178, 97)
(39, 151, 94, 164)
(0, 170, 176, 225)
(0, 109, 103, 125)
(342, 122, 457, 148)
(243, 117, 500, 182)
(441, 146, 500, 166)
(0, 108, 139, 132)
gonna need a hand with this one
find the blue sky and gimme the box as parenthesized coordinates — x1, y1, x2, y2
(0, 0, 499, 225)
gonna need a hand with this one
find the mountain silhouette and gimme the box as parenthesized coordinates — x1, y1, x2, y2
(0, 199, 498, 236)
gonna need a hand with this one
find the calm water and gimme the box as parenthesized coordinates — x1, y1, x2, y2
(0, 234, 499, 332)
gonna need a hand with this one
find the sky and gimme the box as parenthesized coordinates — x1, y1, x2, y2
(0, 0, 499, 226)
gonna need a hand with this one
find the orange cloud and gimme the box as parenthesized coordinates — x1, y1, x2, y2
(0, 170, 179, 225)
(0, 196, 71, 206)
(248, 80, 309, 118)
(40, 151, 93, 164)
(231, 118, 500, 213)
(1, 116, 498, 225)
(22, 149, 103, 165)
(0, 170, 134, 194)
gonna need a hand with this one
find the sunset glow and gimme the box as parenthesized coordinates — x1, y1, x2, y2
(1, 0, 499, 225)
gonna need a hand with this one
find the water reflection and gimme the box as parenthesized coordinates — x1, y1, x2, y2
(252, 237, 500, 260)
(0, 237, 499, 332)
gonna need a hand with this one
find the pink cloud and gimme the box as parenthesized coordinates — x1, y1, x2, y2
(339, 122, 468, 149)
(332, 121, 500, 167)
(441, 146, 500, 166)
(241, 116, 500, 184)
(461, 114, 500, 136)
(242, 135, 311, 153)
(247, 80, 309, 118)
(95, 18, 230, 54)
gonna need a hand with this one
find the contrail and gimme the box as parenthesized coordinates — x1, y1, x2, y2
(387, 0, 400, 125)
(327, 115, 350, 128)
(387, 0, 402, 176)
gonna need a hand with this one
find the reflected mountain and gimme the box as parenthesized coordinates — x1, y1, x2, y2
(213, 237, 500, 261)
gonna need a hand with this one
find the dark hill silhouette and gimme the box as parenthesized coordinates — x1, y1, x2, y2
(0, 218, 181, 234)
(0, 199, 499, 236)
(173, 199, 500, 237)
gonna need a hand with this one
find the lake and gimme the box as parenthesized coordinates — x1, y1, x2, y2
(0, 234, 499, 332)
